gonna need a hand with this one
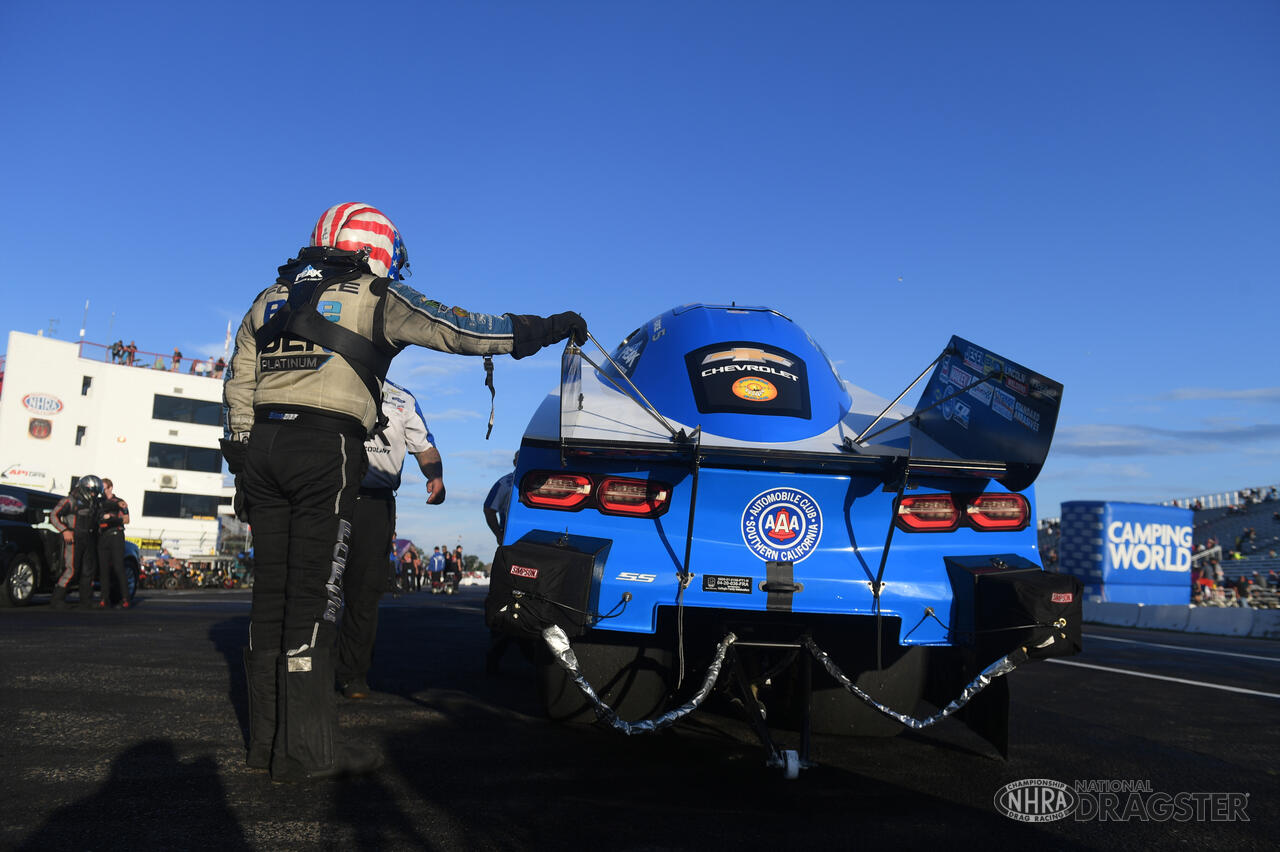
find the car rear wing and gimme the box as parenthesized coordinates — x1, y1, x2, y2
(553, 333, 1061, 491)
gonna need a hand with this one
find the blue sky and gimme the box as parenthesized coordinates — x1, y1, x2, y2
(2, 1, 1277, 552)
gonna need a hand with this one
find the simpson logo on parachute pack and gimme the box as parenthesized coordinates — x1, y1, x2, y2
(485, 531, 611, 638)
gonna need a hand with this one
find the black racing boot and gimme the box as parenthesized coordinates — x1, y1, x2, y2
(50, 585, 69, 610)
(270, 647, 382, 783)
(243, 649, 278, 771)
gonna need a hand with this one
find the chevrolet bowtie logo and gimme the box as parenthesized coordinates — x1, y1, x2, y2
(701, 347, 794, 368)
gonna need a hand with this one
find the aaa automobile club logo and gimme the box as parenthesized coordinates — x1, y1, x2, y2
(742, 487, 822, 563)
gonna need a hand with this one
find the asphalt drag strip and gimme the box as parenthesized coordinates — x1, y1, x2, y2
(1, 591, 1275, 850)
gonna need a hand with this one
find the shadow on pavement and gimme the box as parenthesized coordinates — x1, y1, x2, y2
(17, 740, 251, 852)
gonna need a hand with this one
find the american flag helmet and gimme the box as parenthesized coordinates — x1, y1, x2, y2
(310, 203, 409, 279)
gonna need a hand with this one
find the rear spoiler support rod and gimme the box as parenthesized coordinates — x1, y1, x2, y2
(853, 351, 946, 445)
(572, 332, 687, 442)
(857, 362, 1011, 447)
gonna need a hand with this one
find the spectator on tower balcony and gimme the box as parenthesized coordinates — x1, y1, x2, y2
(213, 356, 226, 379)
(125, 340, 137, 365)
(172, 348, 182, 371)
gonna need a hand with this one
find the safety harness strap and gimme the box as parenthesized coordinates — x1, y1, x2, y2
(255, 273, 395, 435)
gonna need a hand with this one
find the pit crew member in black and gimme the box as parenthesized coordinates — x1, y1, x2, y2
(221, 203, 586, 782)
(50, 476, 104, 609)
(336, 380, 443, 700)
(96, 478, 131, 610)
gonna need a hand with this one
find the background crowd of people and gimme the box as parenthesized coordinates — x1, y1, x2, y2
(105, 338, 226, 377)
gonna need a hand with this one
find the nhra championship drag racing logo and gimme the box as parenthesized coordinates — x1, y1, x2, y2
(994, 778, 1249, 823)
(741, 487, 823, 563)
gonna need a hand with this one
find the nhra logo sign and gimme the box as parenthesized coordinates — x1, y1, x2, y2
(22, 393, 63, 415)
(742, 487, 823, 563)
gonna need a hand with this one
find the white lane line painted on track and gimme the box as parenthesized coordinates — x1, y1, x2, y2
(1083, 633, 1280, 663)
(1047, 658, 1280, 699)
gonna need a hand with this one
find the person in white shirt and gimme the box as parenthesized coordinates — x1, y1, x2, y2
(335, 380, 444, 699)
(483, 454, 518, 546)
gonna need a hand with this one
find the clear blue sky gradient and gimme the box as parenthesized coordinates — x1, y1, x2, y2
(3, 1, 1277, 551)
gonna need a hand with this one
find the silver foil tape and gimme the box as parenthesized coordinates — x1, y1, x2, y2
(541, 625, 737, 735)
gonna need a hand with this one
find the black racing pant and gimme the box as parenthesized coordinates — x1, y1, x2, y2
(242, 420, 365, 656)
(74, 531, 98, 602)
(97, 529, 128, 604)
(335, 492, 395, 685)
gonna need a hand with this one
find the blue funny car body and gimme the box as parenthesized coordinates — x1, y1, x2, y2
(486, 304, 1078, 766)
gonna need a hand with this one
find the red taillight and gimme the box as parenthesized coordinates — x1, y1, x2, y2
(521, 472, 592, 510)
(519, 472, 671, 517)
(895, 494, 960, 531)
(895, 492, 1030, 532)
(966, 494, 1029, 531)
(597, 477, 671, 517)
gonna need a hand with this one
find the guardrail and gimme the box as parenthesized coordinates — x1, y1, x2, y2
(1085, 601, 1280, 639)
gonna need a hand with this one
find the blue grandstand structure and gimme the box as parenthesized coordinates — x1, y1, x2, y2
(1038, 483, 1280, 607)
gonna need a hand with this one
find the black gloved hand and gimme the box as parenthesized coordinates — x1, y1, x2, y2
(547, 311, 588, 346)
(233, 477, 250, 522)
(508, 312, 588, 359)
(219, 437, 249, 475)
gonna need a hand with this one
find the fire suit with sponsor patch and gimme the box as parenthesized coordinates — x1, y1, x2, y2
(50, 493, 97, 602)
(222, 245, 583, 780)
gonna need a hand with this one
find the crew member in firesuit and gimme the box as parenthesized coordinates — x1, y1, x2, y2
(96, 478, 131, 609)
(50, 476, 105, 609)
(221, 202, 587, 782)
(336, 379, 444, 700)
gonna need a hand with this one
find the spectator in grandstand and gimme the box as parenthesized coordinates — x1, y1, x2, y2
(1235, 574, 1252, 606)
(1266, 486, 1278, 502)
(1268, 570, 1279, 589)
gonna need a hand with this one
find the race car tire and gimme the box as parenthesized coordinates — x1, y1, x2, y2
(1, 553, 39, 607)
(536, 635, 674, 725)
